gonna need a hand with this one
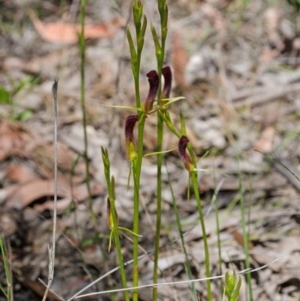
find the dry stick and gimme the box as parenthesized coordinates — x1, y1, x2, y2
(232, 82, 300, 108)
(73, 256, 283, 299)
(270, 156, 300, 192)
(67, 256, 143, 301)
(42, 80, 58, 301)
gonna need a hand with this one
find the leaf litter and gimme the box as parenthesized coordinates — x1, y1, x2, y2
(1, 0, 300, 300)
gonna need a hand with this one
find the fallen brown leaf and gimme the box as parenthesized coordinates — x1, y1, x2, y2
(5, 176, 103, 214)
(0, 121, 33, 161)
(232, 228, 254, 250)
(5, 179, 70, 210)
(253, 126, 275, 153)
(28, 9, 123, 44)
(6, 164, 36, 183)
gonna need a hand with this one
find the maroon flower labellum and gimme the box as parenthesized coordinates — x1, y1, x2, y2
(144, 70, 159, 113)
(178, 136, 194, 172)
(125, 115, 138, 161)
(162, 66, 172, 99)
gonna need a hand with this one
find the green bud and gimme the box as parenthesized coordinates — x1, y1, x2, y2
(133, 0, 143, 30)
(137, 16, 147, 52)
(158, 0, 166, 17)
(225, 271, 242, 301)
(127, 28, 137, 61)
(151, 25, 161, 59)
(101, 147, 111, 191)
(101, 147, 110, 169)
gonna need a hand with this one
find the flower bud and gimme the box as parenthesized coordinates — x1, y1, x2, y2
(125, 115, 138, 161)
(144, 70, 159, 113)
(178, 136, 194, 172)
(133, 0, 143, 29)
(107, 197, 118, 230)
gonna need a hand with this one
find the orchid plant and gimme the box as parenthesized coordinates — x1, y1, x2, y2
(101, 1, 213, 301)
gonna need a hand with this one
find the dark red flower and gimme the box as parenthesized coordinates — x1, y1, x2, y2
(178, 136, 194, 172)
(144, 70, 159, 113)
(125, 115, 138, 161)
(162, 66, 172, 99)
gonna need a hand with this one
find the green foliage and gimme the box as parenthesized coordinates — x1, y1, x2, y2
(0, 238, 12, 301)
(0, 75, 38, 121)
(224, 271, 242, 301)
(287, 0, 300, 11)
(0, 87, 10, 104)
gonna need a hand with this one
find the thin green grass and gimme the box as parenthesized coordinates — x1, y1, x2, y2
(237, 157, 253, 301)
(0, 238, 13, 301)
(151, 1, 168, 300)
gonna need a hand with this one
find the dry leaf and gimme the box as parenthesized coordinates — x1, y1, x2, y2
(5, 177, 103, 214)
(5, 179, 70, 209)
(28, 10, 123, 44)
(232, 228, 254, 250)
(6, 164, 36, 183)
(0, 121, 33, 161)
(253, 126, 275, 153)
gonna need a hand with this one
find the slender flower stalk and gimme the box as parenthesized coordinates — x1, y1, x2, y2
(127, 2, 148, 300)
(151, 2, 168, 300)
(178, 135, 212, 301)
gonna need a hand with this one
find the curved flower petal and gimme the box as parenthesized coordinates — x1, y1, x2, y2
(125, 115, 138, 161)
(178, 135, 194, 172)
(144, 70, 159, 113)
(162, 65, 172, 99)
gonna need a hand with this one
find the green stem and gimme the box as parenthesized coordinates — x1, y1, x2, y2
(152, 4, 167, 300)
(102, 149, 129, 301)
(109, 198, 130, 301)
(152, 112, 163, 301)
(79, 0, 97, 228)
(238, 163, 253, 301)
(0, 238, 10, 300)
(167, 163, 197, 298)
(132, 146, 143, 301)
(214, 182, 223, 291)
(190, 171, 212, 301)
(131, 36, 145, 301)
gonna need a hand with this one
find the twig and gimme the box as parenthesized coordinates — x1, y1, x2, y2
(67, 255, 146, 301)
(232, 82, 300, 108)
(42, 80, 58, 301)
(269, 156, 300, 192)
(73, 256, 283, 299)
